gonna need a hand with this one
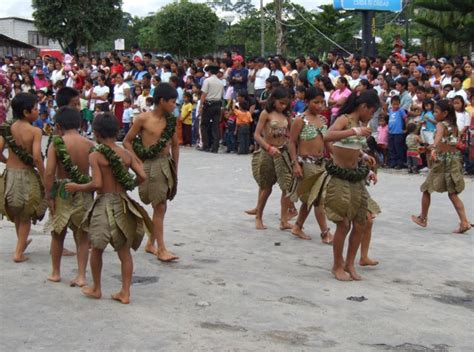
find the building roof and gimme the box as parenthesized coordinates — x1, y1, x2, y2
(0, 17, 34, 23)
(0, 34, 36, 49)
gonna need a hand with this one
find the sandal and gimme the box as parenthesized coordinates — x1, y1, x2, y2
(411, 215, 427, 228)
(320, 228, 334, 245)
(453, 223, 472, 234)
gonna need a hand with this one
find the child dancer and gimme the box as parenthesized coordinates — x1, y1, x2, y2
(44, 107, 95, 286)
(65, 113, 152, 304)
(323, 89, 380, 281)
(411, 99, 472, 233)
(123, 83, 179, 262)
(288, 87, 333, 243)
(249, 87, 293, 230)
(0, 93, 47, 262)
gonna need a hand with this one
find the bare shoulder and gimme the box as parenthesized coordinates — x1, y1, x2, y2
(89, 151, 104, 164)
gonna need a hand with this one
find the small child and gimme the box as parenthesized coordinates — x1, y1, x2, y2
(234, 100, 253, 154)
(376, 115, 389, 166)
(122, 98, 134, 135)
(388, 95, 407, 169)
(180, 92, 193, 146)
(44, 106, 95, 286)
(292, 86, 306, 116)
(192, 83, 202, 146)
(406, 123, 422, 173)
(0, 93, 47, 262)
(224, 108, 237, 153)
(65, 112, 151, 304)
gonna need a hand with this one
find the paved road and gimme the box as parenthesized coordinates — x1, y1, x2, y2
(0, 147, 473, 351)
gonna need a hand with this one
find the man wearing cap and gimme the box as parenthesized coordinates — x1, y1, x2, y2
(34, 68, 50, 91)
(229, 55, 248, 98)
(199, 64, 224, 153)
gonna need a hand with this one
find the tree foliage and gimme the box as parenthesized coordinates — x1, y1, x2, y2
(153, 1, 219, 57)
(414, 0, 474, 56)
(32, 0, 123, 54)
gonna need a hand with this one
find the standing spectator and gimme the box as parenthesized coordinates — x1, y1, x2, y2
(306, 54, 321, 86)
(395, 77, 412, 111)
(229, 56, 248, 98)
(328, 77, 351, 122)
(254, 57, 270, 99)
(34, 69, 49, 91)
(199, 64, 224, 153)
(122, 97, 133, 135)
(180, 92, 193, 146)
(235, 100, 253, 154)
(92, 75, 110, 111)
(112, 73, 130, 128)
(269, 58, 284, 81)
(388, 95, 407, 169)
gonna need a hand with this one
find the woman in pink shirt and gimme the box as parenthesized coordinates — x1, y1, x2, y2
(328, 76, 352, 122)
(33, 69, 50, 90)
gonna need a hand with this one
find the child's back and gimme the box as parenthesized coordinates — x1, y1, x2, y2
(94, 145, 133, 194)
(8, 120, 41, 169)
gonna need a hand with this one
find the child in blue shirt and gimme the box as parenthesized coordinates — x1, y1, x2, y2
(122, 98, 134, 135)
(388, 95, 407, 169)
(292, 86, 306, 116)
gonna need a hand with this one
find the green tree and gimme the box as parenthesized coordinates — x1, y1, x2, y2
(414, 0, 474, 56)
(32, 0, 123, 54)
(154, 1, 219, 57)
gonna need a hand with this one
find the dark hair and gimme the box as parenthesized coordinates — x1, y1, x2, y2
(359, 79, 373, 90)
(407, 123, 418, 134)
(337, 89, 380, 117)
(92, 112, 119, 138)
(415, 85, 426, 93)
(240, 101, 250, 111)
(452, 74, 464, 83)
(265, 87, 290, 114)
(308, 54, 320, 64)
(337, 76, 349, 88)
(391, 95, 401, 103)
(395, 77, 408, 89)
(183, 91, 193, 101)
(408, 79, 419, 88)
(320, 76, 335, 91)
(452, 95, 466, 111)
(266, 75, 280, 85)
(56, 87, 80, 108)
(124, 97, 132, 104)
(305, 86, 324, 101)
(295, 86, 306, 94)
(55, 106, 81, 130)
(153, 83, 178, 105)
(11, 93, 38, 119)
(435, 99, 457, 129)
(422, 98, 434, 111)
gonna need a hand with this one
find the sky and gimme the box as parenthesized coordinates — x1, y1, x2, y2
(0, 0, 332, 19)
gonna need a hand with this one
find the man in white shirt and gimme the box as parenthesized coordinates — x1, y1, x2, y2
(92, 75, 110, 111)
(254, 57, 270, 97)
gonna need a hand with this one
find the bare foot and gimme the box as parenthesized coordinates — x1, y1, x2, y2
(279, 221, 293, 231)
(157, 249, 179, 262)
(255, 218, 267, 230)
(332, 267, 352, 281)
(288, 208, 298, 220)
(359, 258, 379, 266)
(13, 254, 29, 263)
(411, 215, 427, 228)
(62, 248, 76, 256)
(70, 277, 87, 287)
(320, 229, 334, 245)
(111, 291, 130, 304)
(144, 240, 157, 255)
(453, 223, 472, 234)
(291, 225, 312, 240)
(245, 208, 257, 215)
(344, 265, 362, 281)
(81, 286, 101, 299)
(47, 273, 61, 282)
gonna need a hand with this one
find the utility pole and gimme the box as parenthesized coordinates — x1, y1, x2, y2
(260, 0, 264, 56)
(275, 0, 283, 55)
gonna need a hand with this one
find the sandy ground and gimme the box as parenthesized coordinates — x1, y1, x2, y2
(0, 146, 473, 352)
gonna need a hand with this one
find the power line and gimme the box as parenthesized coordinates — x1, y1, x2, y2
(289, 2, 352, 55)
(387, 0, 410, 24)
